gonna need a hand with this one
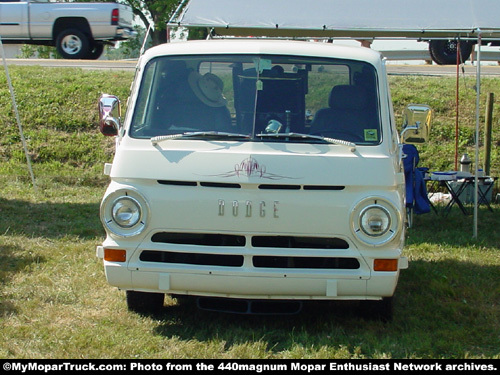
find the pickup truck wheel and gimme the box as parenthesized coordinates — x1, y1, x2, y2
(428, 40, 474, 65)
(56, 29, 90, 59)
(126, 290, 164, 314)
(86, 43, 104, 60)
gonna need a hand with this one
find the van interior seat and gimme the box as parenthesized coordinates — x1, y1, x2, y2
(309, 85, 370, 142)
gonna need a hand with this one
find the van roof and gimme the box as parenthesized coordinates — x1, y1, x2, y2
(141, 39, 384, 67)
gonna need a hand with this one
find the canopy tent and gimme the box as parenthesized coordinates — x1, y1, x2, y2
(170, 0, 500, 237)
(169, 0, 500, 40)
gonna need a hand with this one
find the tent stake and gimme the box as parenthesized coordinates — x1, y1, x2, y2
(0, 36, 37, 189)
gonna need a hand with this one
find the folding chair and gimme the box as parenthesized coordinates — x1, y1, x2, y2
(402, 144, 431, 227)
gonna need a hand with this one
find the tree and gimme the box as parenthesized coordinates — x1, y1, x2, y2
(107, 24, 148, 59)
(123, 0, 184, 46)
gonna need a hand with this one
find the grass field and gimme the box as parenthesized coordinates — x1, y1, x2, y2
(0, 66, 499, 359)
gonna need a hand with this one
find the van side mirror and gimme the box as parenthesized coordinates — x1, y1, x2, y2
(98, 94, 121, 136)
(401, 104, 432, 144)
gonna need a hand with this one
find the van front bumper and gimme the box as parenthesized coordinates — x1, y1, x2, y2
(97, 245, 406, 300)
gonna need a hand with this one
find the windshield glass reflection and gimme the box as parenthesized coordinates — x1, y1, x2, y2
(130, 54, 381, 145)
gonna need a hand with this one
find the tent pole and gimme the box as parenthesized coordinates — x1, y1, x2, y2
(455, 40, 460, 171)
(473, 32, 482, 239)
(0, 36, 36, 189)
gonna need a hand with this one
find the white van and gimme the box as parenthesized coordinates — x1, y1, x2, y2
(96, 39, 429, 319)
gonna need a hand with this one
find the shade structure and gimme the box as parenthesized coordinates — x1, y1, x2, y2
(169, 0, 500, 40)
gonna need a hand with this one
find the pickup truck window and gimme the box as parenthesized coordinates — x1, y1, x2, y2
(130, 54, 381, 145)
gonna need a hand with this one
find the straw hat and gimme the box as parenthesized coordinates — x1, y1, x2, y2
(188, 72, 227, 107)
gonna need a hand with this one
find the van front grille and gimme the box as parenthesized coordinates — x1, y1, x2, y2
(144, 233, 353, 269)
(140, 250, 358, 270)
(252, 236, 349, 249)
(151, 232, 246, 247)
(151, 233, 349, 250)
(140, 250, 244, 267)
(253, 256, 359, 269)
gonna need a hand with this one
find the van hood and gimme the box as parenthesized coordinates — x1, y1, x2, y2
(110, 140, 399, 187)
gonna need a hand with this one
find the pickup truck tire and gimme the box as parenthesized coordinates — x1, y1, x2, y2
(55, 28, 91, 59)
(87, 42, 105, 60)
(428, 40, 474, 65)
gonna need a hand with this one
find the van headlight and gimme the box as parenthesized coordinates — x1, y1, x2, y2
(101, 189, 149, 237)
(112, 197, 141, 228)
(351, 198, 401, 246)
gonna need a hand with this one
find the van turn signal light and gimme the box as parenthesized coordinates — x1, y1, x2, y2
(104, 249, 126, 262)
(374, 259, 398, 272)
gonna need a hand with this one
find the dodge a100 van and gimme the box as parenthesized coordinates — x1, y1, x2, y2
(96, 39, 430, 319)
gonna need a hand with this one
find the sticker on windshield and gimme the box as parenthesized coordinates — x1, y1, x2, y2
(253, 58, 272, 73)
(364, 129, 378, 141)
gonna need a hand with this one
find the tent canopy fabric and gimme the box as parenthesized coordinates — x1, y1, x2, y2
(169, 0, 500, 40)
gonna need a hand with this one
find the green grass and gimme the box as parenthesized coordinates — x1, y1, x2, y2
(0, 66, 499, 359)
(390, 74, 500, 175)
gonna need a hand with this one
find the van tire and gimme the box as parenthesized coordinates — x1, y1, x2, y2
(55, 28, 91, 59)
(126, 291, 165, 314)
(429, 40, 474, 65)
(361, 297, 393, 322)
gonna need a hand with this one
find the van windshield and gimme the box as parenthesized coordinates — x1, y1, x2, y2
(130, 54, 381, 145)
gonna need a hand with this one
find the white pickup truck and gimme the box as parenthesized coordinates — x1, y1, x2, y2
(97, 39, 432, 319)
(0, 0, 135, 59)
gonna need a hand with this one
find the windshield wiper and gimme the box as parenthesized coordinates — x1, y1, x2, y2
(151, 131, 251, 145)
(152, 131, 356, 151)
(256, 132, 356, 151)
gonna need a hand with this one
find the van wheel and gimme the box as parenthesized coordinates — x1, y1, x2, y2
(429, 40, 474, 65)
(126, 291, 165, 314)
(56, 29, 91, 59)
(361, 297, 393, 322)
